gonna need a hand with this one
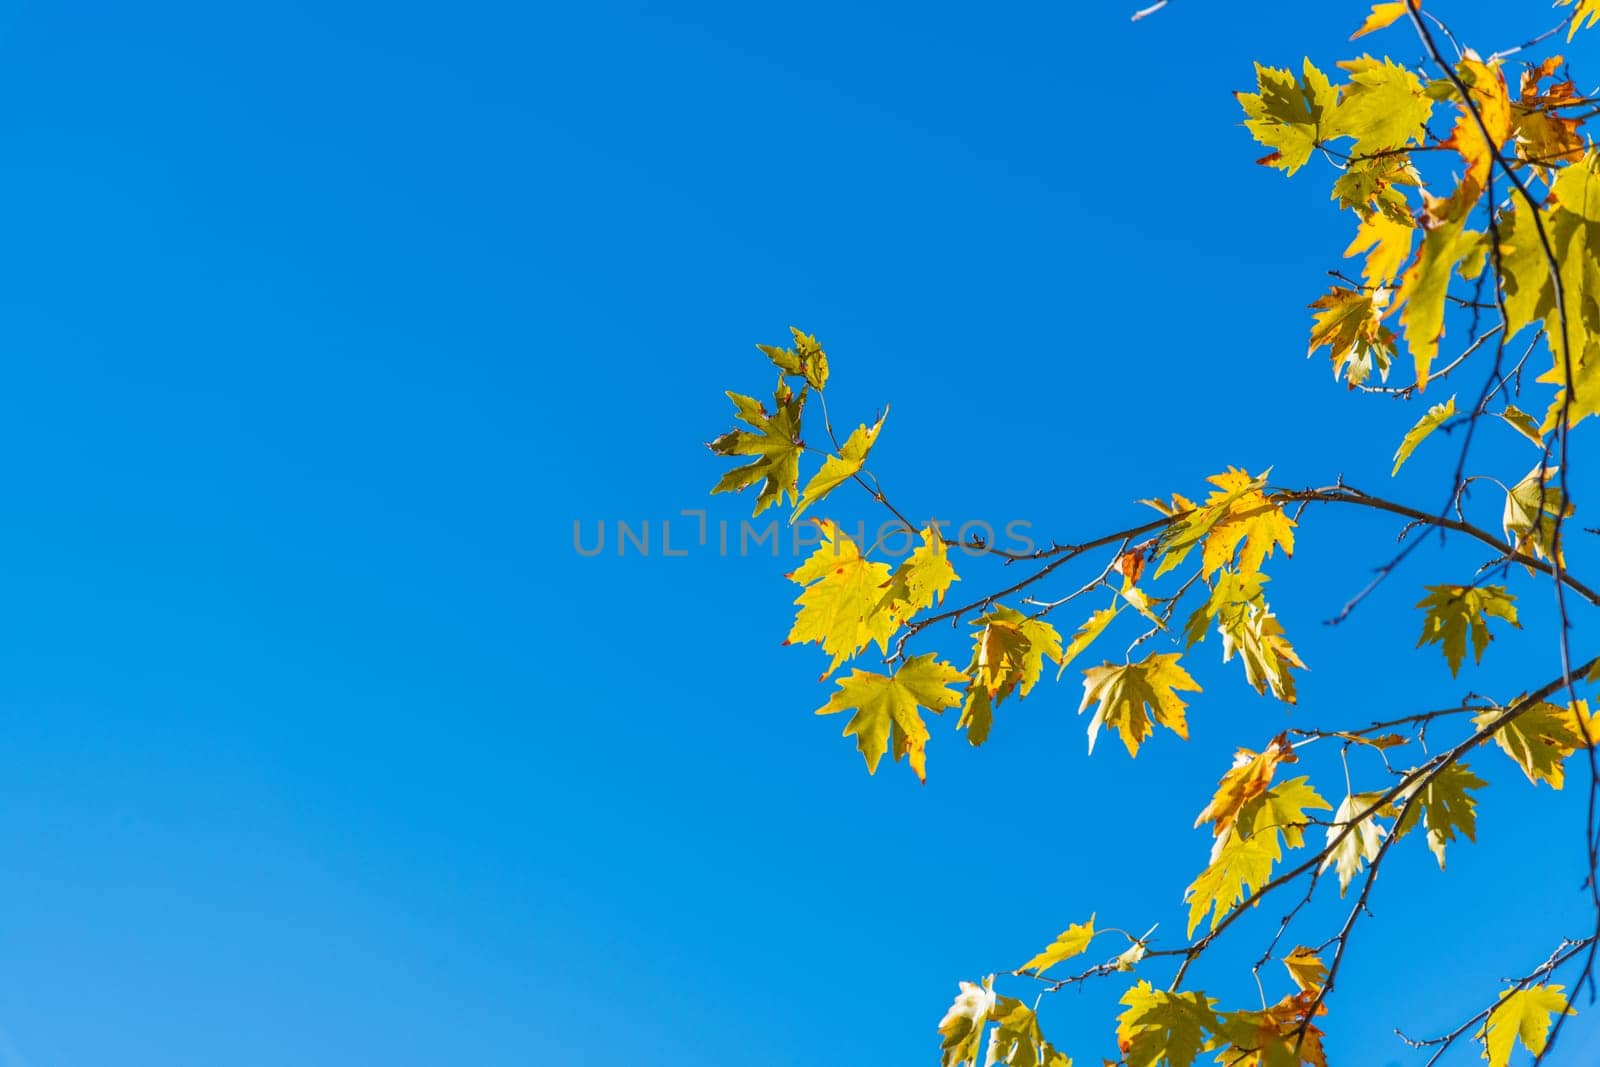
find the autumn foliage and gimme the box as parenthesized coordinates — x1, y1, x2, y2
(706, 1, 1600, 1064)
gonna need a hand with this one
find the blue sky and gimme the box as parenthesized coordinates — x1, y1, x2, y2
(0, 0, 1597, 1064)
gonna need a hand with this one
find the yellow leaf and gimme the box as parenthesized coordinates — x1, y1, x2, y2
(792, 410, 885, 521)
(1474, 702, 1582, 788)
(814, 654, 968, 781)
(1332, 55, 1433, 153)
(1017, 916, 1096, 976)
(1351, 2, 1408, 39)
(1445, 57, 1513, 193)
(1237, 60, 1340, 175)
(1321, 792, 1389, 895)
(1184, 827, 1278, 935)
(787, 521, 896, 675)
(1502, 464, 1573, 567)
(1282, 946, 1328, 994)
(1055, 605, 1120, 680)
(1307, 286, 1397, 386)
(1344, 211, 1414, 285)
(1478, 984, 1574, 1067)
(709, 388, 805, 514)
(877, 526, 959, 625)
(1116, 983, 1217, 1067)
(1395, 214, 1473, 390)
(1561, 0, 1600, 40)
(936, 977, 995, 1067)
(1079, 652, 1202, 757)
(1391, 395, 1455, 475)
(1414, 584, 1520, 676)
(1196, 469, 1296, 578)
(1194, 737, 1292, 838)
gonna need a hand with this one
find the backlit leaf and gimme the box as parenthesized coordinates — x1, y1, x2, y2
(814, 654, 968, 781)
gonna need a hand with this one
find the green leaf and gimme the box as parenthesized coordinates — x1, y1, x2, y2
(1017, 916, 1096, 976)
(1415, 584, 1520, 676)
(813, 653, 968, 782)
(1392, 395, 1456, 474)
(792, 410, 885, 521)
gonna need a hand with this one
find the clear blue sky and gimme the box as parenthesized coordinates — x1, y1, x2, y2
(0, 1, 1596, 1064)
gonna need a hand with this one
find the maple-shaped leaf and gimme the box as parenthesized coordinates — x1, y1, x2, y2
(813, 654, 968, 781)
(1055, 605, 1120, 680)
(1392, 395, 1455, 475)
(1332, 55, 1433, 153)
(1477, 984, 1574, 1067)
(1307, 287, 1397, 387)
(1195, 737, 1293, 838)
(1502, 464, 1574, 567)
(1473, 702, 1582, 788)
(1017, 916, 1096, 976)
(1079, 652, 1202, 757)
(937, 977, 995, 1067)
(1344, 212, 1414, 286)
(877, 526, 959, 625)
(787, 521, 896, 675)
(968, 607, 1062, 699)
(1282, 946, 1328, 994)
(1210, 993, 1328, 1067)
(1236, 59, 1340, 175)
(1197, 469, 1296, 577)
(1562, 0, 1600, 40)
(709, 387, 805, 514)
(1415, 584, 1520, 676)
(1321, 792, 1390, 895)
(1116, 983, 1219, 1067)
(1394, 762, 1486, 868)
(792, 410, 884, 521)
(1351, 2, 1407, 40)
(1154, 469, 1294, 579)
(985, 998, 1070, 1067)
(1242, 776, 1332, 850)
(757, 326, 829, 390)
(1185, 827, 1279, 935)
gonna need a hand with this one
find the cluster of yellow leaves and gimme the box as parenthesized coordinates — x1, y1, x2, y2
(1186, 738, 1331, 933)
(960, 606, 1063, 746)
(1116, 982, 1328, 1067)
(1152, 471, 1304, 702)
(936, 978, 1072, 1067)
